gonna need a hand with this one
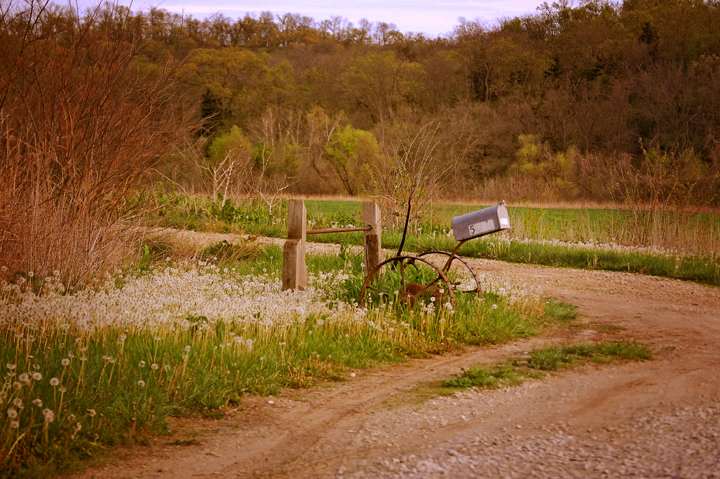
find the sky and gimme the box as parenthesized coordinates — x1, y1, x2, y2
(103, 0, 545, 37)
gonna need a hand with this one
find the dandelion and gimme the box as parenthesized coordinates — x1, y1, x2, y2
(18, 373, 29, 384)
(164, 365, 171, 371)
(6, 364, 15, 370)
(61, 359, 70, 366)
(49, 378, 59, 386)
(137, 380, 146, 387)
(7, 408, 17, 418)
(88, 409, 96, 417)
(59, 386, 67, 393)
(32, 399, 42, 407)
(184, 345, 191, 352)
(151, 364, 159, 370)
(139, 361, 146, 367)
(43, 409, 54, 422)
(67, 352, 74, 358)
(12, 398, 22, 407)
(32, 372, 42, 381)
(10, 421, 19, 429)
(28, 271, 34, 278)
(492, 304, 498, 309)
(13, 382, 21, 390)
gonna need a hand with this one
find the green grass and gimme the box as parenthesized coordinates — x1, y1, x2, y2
(143, 192, 720, 285)
(0, 242, 563, 477)
(442, 341, 653, 390)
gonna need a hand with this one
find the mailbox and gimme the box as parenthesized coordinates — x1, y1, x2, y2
(452, 203, 511, 241)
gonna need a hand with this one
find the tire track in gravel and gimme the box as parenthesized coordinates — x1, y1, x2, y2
(69, 231, 720, 479)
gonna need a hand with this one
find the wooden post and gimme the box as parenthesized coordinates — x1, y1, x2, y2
(363, 202, 382, 277)
(283, 200, 307, 291)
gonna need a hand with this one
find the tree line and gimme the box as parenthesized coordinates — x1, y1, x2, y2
(3, 0, 720, 207)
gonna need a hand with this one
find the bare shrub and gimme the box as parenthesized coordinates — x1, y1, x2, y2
(368, 121, 454, 227)
(0, 0, 191, 286)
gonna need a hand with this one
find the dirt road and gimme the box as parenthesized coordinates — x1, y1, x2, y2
(72, 238, 720, 479)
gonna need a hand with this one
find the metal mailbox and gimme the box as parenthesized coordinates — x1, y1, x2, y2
(452, 203, 511, 241)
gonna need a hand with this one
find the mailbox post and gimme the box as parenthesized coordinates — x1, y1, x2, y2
(282, 200, 382, 291)
(282, 200, 308, 291)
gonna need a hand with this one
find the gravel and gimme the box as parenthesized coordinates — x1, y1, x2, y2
(340, 380, 720, 479)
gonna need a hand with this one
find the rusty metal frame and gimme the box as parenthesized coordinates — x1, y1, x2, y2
(359, 255, 455, 308)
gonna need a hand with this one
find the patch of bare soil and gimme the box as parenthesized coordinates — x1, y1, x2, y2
(69, 233, 720, 479)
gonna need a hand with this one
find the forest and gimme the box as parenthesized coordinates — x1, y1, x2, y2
(3, 0, 720, 202)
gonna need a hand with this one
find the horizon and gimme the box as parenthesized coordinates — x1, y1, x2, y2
(78, 0, 546, 37)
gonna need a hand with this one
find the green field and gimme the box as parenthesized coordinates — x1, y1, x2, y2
(147, 193, 720, 286)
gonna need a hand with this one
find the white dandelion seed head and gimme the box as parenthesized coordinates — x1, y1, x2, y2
(61, 359, 70, 366)
(151, 364, 159, 370)
(139, 361, 146, 368)
(12, 398, 22, 407)
(32, 399, 42, 407)
(18, 373, 29, 384)
(7, 408, 18, 418)
(137, 380, 146, 387)
(10, 420, 19, 429)
(49, 378, 59, 386)
(32, 372, 42, 381)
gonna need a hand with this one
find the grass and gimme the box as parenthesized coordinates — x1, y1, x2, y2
(144, 192, 720, 285)
(441, 341, 653, 390)
(0, 241, 563, 477)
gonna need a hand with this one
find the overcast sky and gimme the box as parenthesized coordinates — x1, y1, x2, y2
(99, 0, 544, 37)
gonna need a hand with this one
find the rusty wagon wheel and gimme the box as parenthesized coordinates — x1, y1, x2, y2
(415, 250, 482, 298)
(359, 256, 455, 309)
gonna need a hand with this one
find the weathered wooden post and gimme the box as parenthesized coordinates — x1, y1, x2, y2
(363, 201, 382, 277)
(283, 200, 308, 291)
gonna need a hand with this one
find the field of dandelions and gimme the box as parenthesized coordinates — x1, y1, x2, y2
(0, 241, 555, 476)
